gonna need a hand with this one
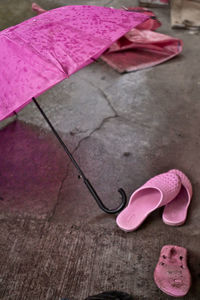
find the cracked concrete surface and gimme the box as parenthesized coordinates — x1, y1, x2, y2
(0, 1, 200, 299)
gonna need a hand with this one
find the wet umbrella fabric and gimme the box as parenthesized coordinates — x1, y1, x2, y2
(0, 5, 148, 213)
(0, 5, 148, 120)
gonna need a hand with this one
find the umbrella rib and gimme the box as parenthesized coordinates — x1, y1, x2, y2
(32, 97, 127, 214)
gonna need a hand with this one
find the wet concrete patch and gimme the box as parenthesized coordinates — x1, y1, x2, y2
(0, 120, 68, 219)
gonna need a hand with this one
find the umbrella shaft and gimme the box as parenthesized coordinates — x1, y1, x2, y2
(32, 97, 85, 178)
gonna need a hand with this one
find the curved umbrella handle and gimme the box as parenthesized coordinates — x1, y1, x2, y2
(84, 178, 127, 214)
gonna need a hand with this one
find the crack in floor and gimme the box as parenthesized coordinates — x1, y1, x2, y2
(73, 114, 117, 155)
(97, 86, 119, 116)
(48, 162, 71, 222)
(69, 76, 119, 153)
(80, 75, 118, 116)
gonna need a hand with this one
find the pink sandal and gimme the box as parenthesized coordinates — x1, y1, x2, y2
(163, 169, 192, 226)
(116, 172, 181, 231)
(154, 245, 191, 297)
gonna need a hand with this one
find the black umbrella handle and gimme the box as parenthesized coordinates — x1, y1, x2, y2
(33, 97, 127, 214)
(84, 178, 127, 214)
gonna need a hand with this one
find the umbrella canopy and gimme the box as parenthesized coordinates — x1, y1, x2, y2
(0, 5, 148, 120)
(0, 5, 148, 214)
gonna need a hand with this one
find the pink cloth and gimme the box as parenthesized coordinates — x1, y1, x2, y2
(0, 5, 148, 121)
(101, 7, 183, 73)
(32, 2, 46, 14)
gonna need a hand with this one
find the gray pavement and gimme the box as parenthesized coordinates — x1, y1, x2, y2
(0, 1, 200, 299)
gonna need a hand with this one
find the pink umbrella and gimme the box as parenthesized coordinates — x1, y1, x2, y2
(0, 5, 148, 213)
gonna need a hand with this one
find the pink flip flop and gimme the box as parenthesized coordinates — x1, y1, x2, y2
(154, 245, 191, 297)
(116, 172, 181, 231)
(162, 169, 192, 226)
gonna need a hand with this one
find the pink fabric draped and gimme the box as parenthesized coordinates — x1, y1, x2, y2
(101, 7, 183, 73)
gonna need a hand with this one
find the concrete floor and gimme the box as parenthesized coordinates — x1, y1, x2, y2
(0, 1, 200, 299)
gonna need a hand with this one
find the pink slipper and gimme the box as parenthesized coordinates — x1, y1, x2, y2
(116, 172, 181, 231)
(162, 169, 192, 226)
(154, 245, 191, 297)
